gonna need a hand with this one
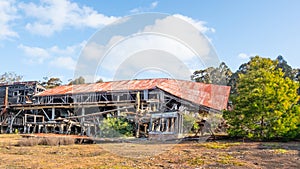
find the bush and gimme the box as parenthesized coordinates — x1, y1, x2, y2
(99, 117, 133, 138)
(183, 113, 197, 134)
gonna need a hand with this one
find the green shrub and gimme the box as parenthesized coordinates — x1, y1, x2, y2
(183, 114, 196, 134)
(99, 117, 133, 138)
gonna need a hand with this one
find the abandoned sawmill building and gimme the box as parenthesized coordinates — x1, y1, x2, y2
(0, 78, 230, 139)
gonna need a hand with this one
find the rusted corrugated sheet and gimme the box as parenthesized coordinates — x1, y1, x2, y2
(36, 79, 166, 96)
(35, 78, 230, 111)
(156, 80, 230, 111)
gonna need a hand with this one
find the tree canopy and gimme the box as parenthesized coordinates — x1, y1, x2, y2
(224, 56, 300, 140)
(41, 77, 62, 89)
(0, 72, 23, 83)
(276, 55, 294, 80)
(68, 76, 85, 85)
(96, 78, 104, 83)
(191, 62, 232, 85)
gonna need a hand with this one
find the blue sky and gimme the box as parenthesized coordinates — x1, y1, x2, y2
(1, 0, 299, 83)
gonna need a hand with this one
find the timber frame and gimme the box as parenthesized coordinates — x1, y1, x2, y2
(0, 79, 230, 140)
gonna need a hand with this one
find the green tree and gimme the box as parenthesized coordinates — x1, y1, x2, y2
(96, 78, 103, 83)
(191, 62, 232, 85)
(41, 77, 62, 89)
(68, 76, 85, 85)
(292, 68, 300, 82)
(0, 72, 23, 83)
(224, 56, 300, 140)
(229, 55, 296, 95)
(99, 117, 133, 137)
(276, 55, 294, 79)
(228, 63, 250, 95)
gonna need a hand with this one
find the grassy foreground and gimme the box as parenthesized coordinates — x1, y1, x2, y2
(0, 134, 299, 169)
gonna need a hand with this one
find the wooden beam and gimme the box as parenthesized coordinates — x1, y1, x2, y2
(65, 106, 133, 119)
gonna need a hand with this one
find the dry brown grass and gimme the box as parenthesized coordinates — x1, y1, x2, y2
(0, 134, 299, 169)
(17, 136, 75, 146)
(18, 138, 40, 146)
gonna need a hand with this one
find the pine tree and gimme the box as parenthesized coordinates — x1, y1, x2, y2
(224, 56, 300, 140)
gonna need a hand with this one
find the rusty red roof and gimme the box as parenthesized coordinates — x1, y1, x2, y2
(35, 79, 230, 111)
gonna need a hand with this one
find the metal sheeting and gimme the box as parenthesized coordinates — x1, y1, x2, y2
(157, 80, 230, 111)
(35, 79, 230, 111)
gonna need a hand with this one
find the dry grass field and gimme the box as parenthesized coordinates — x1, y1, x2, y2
(0, 134, 299, 169)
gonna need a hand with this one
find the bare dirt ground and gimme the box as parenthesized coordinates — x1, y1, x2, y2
(0, 134, 299, 169)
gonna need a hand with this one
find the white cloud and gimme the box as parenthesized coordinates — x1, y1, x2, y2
(129, 8, 141, 14)
(173, 14, 215, 33)
(151, 1, 158, 9)
(238, 53, 249, 59)
(19, 0, 119, 36)
(19, 42, 85, 70)
(142, 15, 215, 60)
(50, 56, 77, 70)
(80, 36, 123, 61)
(18, 44, 50, 63)
(238, 53, 258, 59)
(130, 1, 159, 13)
(78, 14, 217, 82)
(49, 41, 86, 56)
(0, 0, 18, 39)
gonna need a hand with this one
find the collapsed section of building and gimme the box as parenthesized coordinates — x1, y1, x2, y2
(0, 78, 230, 139)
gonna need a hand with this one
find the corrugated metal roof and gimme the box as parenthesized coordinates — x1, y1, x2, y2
(35, 78, 230, 111)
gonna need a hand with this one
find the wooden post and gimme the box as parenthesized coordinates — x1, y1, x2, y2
(161, 118, 165, 132)
(171, 117, 175, 132)
(136, 92, 140, 112)
(51, 107, 55, 120)
(87, 124, 91, 136)
(117, 94, 120, 116)
(4, 86, 8, 109)
(166, 118, 170, 132)
(136, 122, 140, 138)
(81, 107, 85, 135)
(93, 117, 97, 137)
(0, 87, 9, 127)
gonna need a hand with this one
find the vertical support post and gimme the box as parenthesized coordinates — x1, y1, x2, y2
(179, 114, 183, 134)
(9, 110, 22, 133)
(144, 90, 149, 100)
(178, 114, 181, 134)
(136, 92, 140, 112)
(93, 117, 97, 137)
(1, 87, 9, 132)
(166, 118, 170, 132)
(136, 121, 140, 138)
(156, 93, 159, 112)
(51, 107, 55, 120)
(159, 91, 165, 112)
(161, 118, 165, 132)
(27, 125, 30, 134)
(38, 125, 41, 133)
(149, 115, 153, 132)
(81, 107, 85, 135)
(135, 92, 141, 138)
(171, 117, 175, 132)
(117, 94, 120, 116)
(81, 107, 85, 122)
(87, 124, 91, 136)
(4, 86, 8, 109)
